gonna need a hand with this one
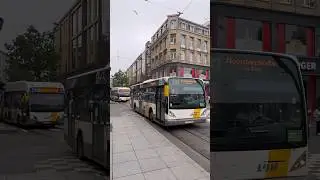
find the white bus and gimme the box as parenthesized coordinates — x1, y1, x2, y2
(211, 49, 308, 179)
(110, 87, 130, 102)
(1, 81, 65, 127)
(64, 66, 110, 171)
(130, 77, 208, 126)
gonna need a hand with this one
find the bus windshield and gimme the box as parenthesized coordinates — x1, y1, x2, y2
(118, 88, 130, 97)
(29, 93, 65, 112)
(168, 78, 206, 109)
(211, 51, 306, 151)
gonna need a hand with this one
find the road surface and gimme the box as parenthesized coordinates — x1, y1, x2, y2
(0, 123, 108, 180)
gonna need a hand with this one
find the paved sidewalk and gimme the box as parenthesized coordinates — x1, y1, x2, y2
(0, 122, 18, 134)
(111, 111, 210, 180)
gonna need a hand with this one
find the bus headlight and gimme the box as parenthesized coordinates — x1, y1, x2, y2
(201, 109, 208, 117)
(168, 111, 176, 118)
(290, 151, 306, 172)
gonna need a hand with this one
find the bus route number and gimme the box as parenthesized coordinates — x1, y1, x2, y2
(256, 162, 279, 172)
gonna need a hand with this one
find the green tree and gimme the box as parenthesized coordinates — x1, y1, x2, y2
(4, 25, 59, 81)
(112, 70, 128, 87)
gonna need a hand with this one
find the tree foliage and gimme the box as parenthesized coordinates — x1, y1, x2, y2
(4, 25, 59, 81)
(112, 70, 128, 87)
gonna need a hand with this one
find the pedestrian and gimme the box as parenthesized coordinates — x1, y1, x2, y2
(314, 108, 320, 135)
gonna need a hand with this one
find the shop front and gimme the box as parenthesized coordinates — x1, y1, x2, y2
(299, 57, 320, 121)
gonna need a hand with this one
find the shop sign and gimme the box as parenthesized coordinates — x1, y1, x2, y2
(298, 56, 320, 74)
(300, 61, 316, 71)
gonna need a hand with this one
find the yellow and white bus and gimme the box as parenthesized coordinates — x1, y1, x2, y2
(110, 87, 130, 102)
(130, 77, 208, 126)
(211, 49, 308, 179)
(1, 81, 65, 127)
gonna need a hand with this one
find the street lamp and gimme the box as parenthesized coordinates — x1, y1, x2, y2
(0, 17, 3, 31)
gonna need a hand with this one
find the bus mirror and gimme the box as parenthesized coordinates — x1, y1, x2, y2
(164, 85, 169, 97)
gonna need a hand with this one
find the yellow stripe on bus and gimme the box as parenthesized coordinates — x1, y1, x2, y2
(265, 149, 291, 178)
(193, 109, 201, 119)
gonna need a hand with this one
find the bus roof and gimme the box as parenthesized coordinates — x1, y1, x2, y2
(4, 81, 64, 92)
(130, 76, 203, 88)
(66, 65, 109, 80)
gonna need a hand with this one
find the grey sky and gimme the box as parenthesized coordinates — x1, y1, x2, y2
(0, 0, 74, 51)
(110, 0, 209, 75)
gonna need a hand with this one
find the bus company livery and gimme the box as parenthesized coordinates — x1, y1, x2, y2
(111, 87, 130, 102)
(211, 49, 308, 180)
(130, 77, 208, 126)
(1, 81, 65, 127)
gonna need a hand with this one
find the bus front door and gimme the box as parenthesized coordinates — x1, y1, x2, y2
(92, 101, 107, 166)
(68, 99, 76, 150)
(156, 87, 166, 124)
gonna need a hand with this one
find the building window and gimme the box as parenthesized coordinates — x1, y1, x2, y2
(187, 24, 191, 31)
(170, 34, 176, 44)
(189, 51, 193, 62)
(96, 0, 99, 18)
(303, 0, 316, 8)
(197, 53, 201, 63)
(170, 20, 177, 29)
(203, 41, 208, 51)
(285, 25, 307, 56)
(189, 37, 194, 49)
(72, 12, 77, 36)
(91, 0, 96, 22)
(190, 26, 194, 32)
(87, 0, 91, 24)
(77, 36, 82, 68)
(204, 54, 208, 65)
(197, 39, 201, 49)
(235, 18, 262, 51)
(215, 16, 227, 48)
(181, 34, 186, 47)
(77, 7, 82, 33)
(180, 50, 185, 60)
(180, 22, 186, 29)
(170, 49, 176, 59)
(72, 39, 77, 69)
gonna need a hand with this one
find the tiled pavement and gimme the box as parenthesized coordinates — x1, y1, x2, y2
(309, 153, 320, 179)
(33, 152, 107, 176)
(111, 111, 209, 180)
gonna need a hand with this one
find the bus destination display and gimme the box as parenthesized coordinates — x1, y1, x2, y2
(224, 55, 277, 72)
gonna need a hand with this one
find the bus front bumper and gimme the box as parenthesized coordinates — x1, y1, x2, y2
(165, 117, 207, 126)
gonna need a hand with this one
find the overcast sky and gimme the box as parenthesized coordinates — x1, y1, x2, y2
(0, 0, 74, 51)
(110, 0, 209, 75)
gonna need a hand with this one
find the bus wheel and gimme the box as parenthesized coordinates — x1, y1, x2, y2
(76, 134, 84, 160)
(149, 111, 154, 122)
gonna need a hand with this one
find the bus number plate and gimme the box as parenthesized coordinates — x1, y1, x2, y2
(185, 121, 193, 124)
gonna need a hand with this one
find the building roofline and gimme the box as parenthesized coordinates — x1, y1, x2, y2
(54, 0, 81, 25)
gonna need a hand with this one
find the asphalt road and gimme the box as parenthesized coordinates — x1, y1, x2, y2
(111, 102, 210, 172)
(0, 123, 108, 180)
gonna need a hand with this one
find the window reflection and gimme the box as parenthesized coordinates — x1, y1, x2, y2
(235, 19, 263, 51)
(285, 25, 307, 56)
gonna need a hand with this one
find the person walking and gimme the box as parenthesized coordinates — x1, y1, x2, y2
(314, 108, 320, 135)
